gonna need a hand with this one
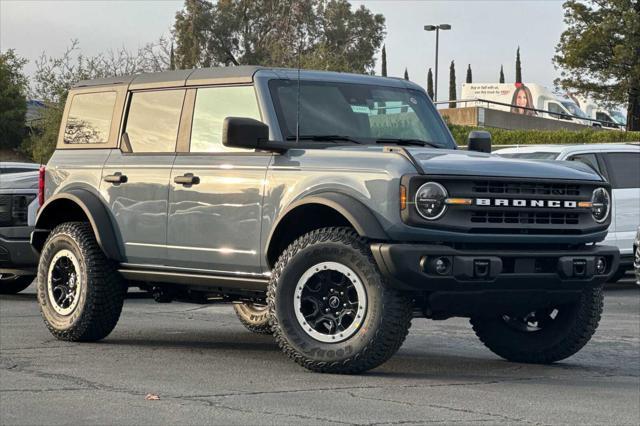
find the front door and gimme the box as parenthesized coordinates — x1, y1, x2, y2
(100, 89, 185, 265)
(167, 85, 271, 274)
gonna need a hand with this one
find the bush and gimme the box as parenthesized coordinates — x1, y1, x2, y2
(449, 124, 640, 146)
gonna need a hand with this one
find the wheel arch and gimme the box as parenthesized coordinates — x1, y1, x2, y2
(265, 192, 388, 268)
(32, 189, 124, 261)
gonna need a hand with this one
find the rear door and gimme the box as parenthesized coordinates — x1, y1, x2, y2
(100, 89, 186, 265)
(167, 85, 271, 274)
(600, 151, 640, 256)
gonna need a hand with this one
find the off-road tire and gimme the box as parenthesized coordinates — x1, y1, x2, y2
(470, 286, 604, 364)
(0, 275, 34, 294)
(268, 227, 412, 374)
(233, 302, 271, 334)
(37, 222, 126, 341)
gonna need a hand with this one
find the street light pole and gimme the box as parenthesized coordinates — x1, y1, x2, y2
(424, 24, 451, 103)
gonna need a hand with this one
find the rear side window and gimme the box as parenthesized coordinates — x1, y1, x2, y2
(567, 153, 601, 173)
(603, 152, 640, 189)
(190, 86, 261, 153)
(64, 92, 116, 144)
(124, 90, 185, 153)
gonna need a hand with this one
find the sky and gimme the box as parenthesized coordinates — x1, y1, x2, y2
(0, 0, 567, 100)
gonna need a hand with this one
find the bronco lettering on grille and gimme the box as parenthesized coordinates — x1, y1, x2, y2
(475, 199, 579, 208)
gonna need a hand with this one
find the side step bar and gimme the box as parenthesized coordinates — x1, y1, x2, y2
(118, 268, 269, 292)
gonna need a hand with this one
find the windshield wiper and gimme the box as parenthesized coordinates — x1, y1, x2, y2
(374, 138, 439, 148)
(286, 135, 364, 144)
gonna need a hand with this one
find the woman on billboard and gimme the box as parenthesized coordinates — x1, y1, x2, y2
(510, 83, 536, 116)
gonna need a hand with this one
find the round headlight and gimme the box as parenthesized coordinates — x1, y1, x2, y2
(415, 182, 448, 220)
(591, 187, 610, 223)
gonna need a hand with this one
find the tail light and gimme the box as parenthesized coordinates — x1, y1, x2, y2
(38, 165, 46, 209)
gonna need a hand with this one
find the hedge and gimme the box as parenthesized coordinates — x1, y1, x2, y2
(448, 125, 640, 146)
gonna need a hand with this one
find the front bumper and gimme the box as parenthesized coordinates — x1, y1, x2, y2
(0, 226, 38, 273)
(371, 243, 620, 292)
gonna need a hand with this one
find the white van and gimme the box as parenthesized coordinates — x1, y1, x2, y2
(570, 94, 626, 130)
(461, 83, 595, 127)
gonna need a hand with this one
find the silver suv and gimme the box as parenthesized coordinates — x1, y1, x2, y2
(32, 67, 619, 373)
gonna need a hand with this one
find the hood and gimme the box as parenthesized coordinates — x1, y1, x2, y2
(405, 148, 603, 181)
(0, 171, 39, 190)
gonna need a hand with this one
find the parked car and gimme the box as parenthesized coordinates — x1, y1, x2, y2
(634, 227, 640, 285)
(0, 163, 41, 294)
(496, 143, 640, 282)
(31, 66, 618, 373)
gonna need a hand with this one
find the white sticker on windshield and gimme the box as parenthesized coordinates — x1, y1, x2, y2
(409, 97, 418, 105)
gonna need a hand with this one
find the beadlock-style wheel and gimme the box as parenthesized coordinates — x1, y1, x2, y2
(294, 261, 367, 343)
(47, 249, 82, 316)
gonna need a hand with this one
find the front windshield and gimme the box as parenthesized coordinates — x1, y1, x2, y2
(268, 79, 456, 149)
(610, 111, 627, 125)
(561, 101, 588, 118)
(497, 152, 559, 160)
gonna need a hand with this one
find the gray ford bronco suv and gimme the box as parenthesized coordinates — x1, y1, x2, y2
(32, 66, 618, 374)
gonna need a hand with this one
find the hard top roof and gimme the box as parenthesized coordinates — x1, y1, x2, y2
(72, 65, 422, 91)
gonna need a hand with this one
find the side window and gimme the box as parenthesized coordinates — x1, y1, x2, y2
(64, 92, 116, 144)
(568, 153, 600, 173)
(603, 152, 640, 189)
(124, 90, 185, 153)
(548, 102, 571, 120)
(190, 86, 261, 153)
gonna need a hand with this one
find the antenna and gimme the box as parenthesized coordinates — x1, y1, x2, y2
(295, 14, 302, 144)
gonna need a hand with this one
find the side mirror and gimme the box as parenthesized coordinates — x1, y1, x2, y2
(467, 130, 492, 153)
(223, 117, 291, 153)
(222, 117, 269, 150)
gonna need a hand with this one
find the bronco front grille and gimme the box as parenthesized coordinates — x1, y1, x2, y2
(470, 210, 580, 225)
(472, 181, 580, 196)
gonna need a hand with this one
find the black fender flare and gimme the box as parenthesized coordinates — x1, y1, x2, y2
(32, 189, 124, 261)
(266, 192, 389, 250)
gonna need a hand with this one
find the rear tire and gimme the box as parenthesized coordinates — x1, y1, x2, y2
(471, 286, 603, 364)
(0, 275, 34, 294)
(268, 227, 412, 374)
(37, 222, 126, 341)
(233, 302, 271, 334)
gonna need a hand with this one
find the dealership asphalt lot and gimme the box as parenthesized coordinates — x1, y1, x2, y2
(1, 278, 638, 425)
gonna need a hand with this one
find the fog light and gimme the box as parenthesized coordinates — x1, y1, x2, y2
(434, 257, 452, 275)
(595, 257, 607, 274)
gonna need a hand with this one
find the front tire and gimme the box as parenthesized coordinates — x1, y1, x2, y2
(0, 275, 34, 294)
(471, 286, 604, 364)
(37, 222, 126, 341)
(233, 302, 271, 334)
(268, 227, 412, 374)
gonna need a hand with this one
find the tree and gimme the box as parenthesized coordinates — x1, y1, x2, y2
(449, 60, 456, 108)
(515, 46, 522, 83)
(0, 49, 28, 150)
(499, 65, 505, 83)
(381, 44, 387, 77)
(404, 67, 409, 80)
(554, 0, 640, 131)
(173, 0, 386, 73)
(466, 64, 472, 83)
(427, 68, 434, 100)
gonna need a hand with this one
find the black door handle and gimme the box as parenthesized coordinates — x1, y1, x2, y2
(174, 173, 200, 186)
(103, 172, 127, 184)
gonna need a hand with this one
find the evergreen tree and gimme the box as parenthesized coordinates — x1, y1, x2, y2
(169, 43, 176, 70)
(449, 60, 456, 108)
(381, 44, 387, 77)
(427, 68, 434, 100)
(515, 46, 522, 83)
(499, 65, 505, 83)
(466, 64, 472, 83)
(0, 49, 28, 150)
(404, 67, 409, 80)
